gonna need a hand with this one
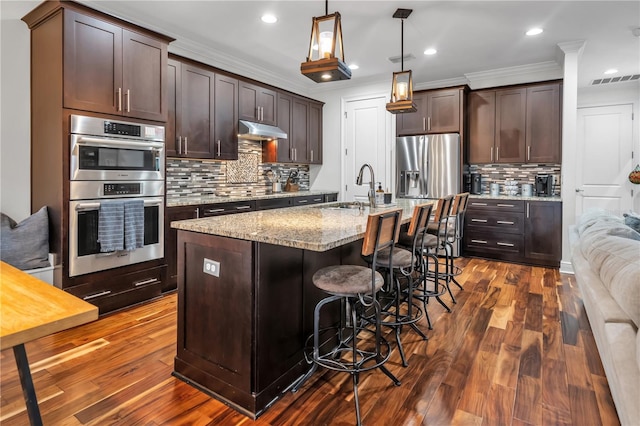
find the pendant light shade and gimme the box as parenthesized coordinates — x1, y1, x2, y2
(301, 1, 351, 83)
(386, 9, 417, 114)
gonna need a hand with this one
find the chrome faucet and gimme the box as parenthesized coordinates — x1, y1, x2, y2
(356, 163, 376, 207)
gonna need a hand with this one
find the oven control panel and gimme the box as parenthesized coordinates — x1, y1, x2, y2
(103, 183, 142, 196)
(104, 121, 141, 137)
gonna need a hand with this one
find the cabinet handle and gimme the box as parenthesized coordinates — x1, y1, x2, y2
(496, 204, 514, 207)
(134, 278, 159, 287)
(298, 199, 308, 203)
(313, 198, 323, 202)
(290, 148, 294, 161)
(205, 208, 225, 214)
(497, 242, 515, 247)
(235, 205, 252, 210)
(471, 219, 488, 223)
(84, 290, 111, 301)
(423, 117, 426, 131)
(311, 150, 314, 162)
(178, 136, 182, 155)
(117, 88, 122, 112)
(490, 147, 493, 162)
(294, 148, 297, 161)
(497, 220, 514, 225)
(496, 146, 500, 161)
(526, 202, 530, 218)
(126, 89, 131, 112)
(217, 140, 221, 157)
(184, 137, 188, 155)
(471, 202, 487, 206)
(527, 145, 531, 161)
(471, 239, 488, 244)
(195, 208, 200, 218)
(427, 116, 431, 131)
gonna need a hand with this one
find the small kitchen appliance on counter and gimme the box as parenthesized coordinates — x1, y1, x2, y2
(471, 173, 482, 194)
(535, 174, 553, 197)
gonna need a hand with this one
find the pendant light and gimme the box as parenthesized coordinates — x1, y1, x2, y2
(301, 0, 351, 83)
(386, 8, 417, 114)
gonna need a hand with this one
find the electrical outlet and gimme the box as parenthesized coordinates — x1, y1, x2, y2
(203, 258, 220, 277)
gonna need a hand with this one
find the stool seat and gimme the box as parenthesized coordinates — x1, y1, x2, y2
(364, 247, 414, 269)
(313, 265, 384, 296)
(398, 230, 437, 249)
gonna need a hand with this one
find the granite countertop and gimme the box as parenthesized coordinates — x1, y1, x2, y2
(171, 198, 429, 252)
(166, 190, 338, 208)
(469, 194, 562, 202)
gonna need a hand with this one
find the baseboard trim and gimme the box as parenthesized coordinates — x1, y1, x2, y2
(560, 260, 574, 274)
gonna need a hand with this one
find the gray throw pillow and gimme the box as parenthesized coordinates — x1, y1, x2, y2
(0, 207, 50, 270)
(623, 212, 640, 233)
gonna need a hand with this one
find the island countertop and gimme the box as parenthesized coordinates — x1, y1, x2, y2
(171, 198, 427, 251)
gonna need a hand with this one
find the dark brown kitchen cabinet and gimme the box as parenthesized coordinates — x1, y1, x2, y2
(308, 102, 323, 164)
(292, 98, 310, 163)
(526, 84, 561, 163)
(63, 10, 168, 122)
(167, 57, 238, 160)
(467, 81, 561, 164)
(524, 200, 562, 265)
(165, 205, 199, 291)
(239, 82, 277, 126)
(396, 88, 462, 136)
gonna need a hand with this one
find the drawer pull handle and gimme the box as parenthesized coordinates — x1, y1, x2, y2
(206, 208, 225, 214)
(83, 290, 111, 301)
(471, 239, 488, 244)
(298, 200, 308, 203)
(471, 202, 487, 206)
(471, 219, 487, 223)
(497, 242, 515, 247)
(496, 220, 514, 225)
(313, 198, 323, 202)
(134, 278, 159, 287)
(497, 204, 515, 207)
(235, 206, 252, 210)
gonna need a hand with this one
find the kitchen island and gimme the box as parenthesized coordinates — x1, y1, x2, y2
(171, 199, 421, 418)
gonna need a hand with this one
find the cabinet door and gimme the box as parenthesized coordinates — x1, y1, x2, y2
(165, 206, 199, 291)
(292, 98, 309, 163)
(239, 82, 277, 125)
(64, 10, 122, 115)
(426, 89, 460, 133)
(468, 90, 496, 163)
(495, 88, 526, 163)
(526, 83, 561, 163)
(524, 201, 562, 266)
(122, 30, 167, 121)
(275, 93, 293, 162)
(179, 64, 215, 158)
(166, 59, 180, 157)
(396, 92, 427, 136)
(308, 102, 323, 164)
(213, 74, 238, 160)
(258, 87, 278, 126)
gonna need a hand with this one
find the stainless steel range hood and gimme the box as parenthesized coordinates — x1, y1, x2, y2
(238, 120, 287, 141)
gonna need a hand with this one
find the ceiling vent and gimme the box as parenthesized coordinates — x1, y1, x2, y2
(590, 74, 640, 85)
(388, 53, 415, 64)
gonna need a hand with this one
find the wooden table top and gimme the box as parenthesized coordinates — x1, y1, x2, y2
(0, 262, 98, 351)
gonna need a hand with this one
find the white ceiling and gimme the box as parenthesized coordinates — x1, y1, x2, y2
(5, 1, 640, 94)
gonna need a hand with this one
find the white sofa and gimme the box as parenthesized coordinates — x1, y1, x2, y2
(570, 210, 640, 425)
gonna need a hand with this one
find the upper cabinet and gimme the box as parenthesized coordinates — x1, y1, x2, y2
(263, 94, 323, 164)
(468, 81, 562, 164)
(166, 57, 238, 160)
(63, 10, 168, 122)
(396, 88, 463, 136)
(239, 82, 277, 126)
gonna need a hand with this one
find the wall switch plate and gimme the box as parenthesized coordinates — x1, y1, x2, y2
(203, 258, 220, 277)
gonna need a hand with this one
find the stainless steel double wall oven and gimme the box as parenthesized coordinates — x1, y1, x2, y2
(69, 115, 165, 277)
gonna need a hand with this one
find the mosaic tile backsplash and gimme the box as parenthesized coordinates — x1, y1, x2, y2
(166, 139, 310, 199)
(468, 164, 562, 196)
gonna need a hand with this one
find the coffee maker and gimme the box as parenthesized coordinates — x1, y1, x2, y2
(470, 173, 482, 194)
(535, 175, 553, 197)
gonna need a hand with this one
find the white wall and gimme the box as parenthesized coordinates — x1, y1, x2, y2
(1, 8, 32, 222)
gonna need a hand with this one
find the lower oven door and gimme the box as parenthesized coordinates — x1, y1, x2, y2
(69, 197, 164, 277)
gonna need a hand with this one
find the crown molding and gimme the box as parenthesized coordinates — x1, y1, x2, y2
(464, 61, 563, 89)
(414, 77, 470, 90)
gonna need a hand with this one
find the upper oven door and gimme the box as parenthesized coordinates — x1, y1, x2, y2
(70, 134, 165, 181)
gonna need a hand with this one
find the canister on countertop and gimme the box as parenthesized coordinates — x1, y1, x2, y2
(522, 183, 533, 197)
(490, 182, 500, 196)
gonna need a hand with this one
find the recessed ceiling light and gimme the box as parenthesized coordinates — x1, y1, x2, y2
(526, 28, 543, 36)
(423, 48, 437, 55)
(604, 68, 618, 75)
(348, 64, 359, 70)
(261, 14, 277, 24)
(321, 74, 332, 80)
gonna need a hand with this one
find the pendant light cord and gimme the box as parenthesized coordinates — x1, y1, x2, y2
(401, 18, 404, 72)
(325, 0, 328, 15)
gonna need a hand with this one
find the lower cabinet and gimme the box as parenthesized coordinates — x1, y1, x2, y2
(463, 199, 561, 267)
(165, 206, 200, 292)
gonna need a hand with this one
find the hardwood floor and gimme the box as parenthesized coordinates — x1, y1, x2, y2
(0, 258, 619, 425)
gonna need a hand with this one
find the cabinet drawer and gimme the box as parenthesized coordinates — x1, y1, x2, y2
(255, 197, 292, 210)
(66, 266, 165, 314)
(466, 199, 524, 212)
(293, 195, 325, 205)
(464, 231, 524, 255)
(200, 201, 256, 217)
(465, 211, 524, 234)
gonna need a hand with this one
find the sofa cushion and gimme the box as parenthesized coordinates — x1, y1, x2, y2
(576, 208, 624, 236)
(604, 322, 640, 426)
(0, 207, 50, 270)
(624, 212, 640, 233)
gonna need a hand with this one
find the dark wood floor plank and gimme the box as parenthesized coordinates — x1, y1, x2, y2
(0, 258, 619, 426)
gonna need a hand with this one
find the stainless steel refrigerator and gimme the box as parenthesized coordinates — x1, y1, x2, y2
(396, 133, 461, 199)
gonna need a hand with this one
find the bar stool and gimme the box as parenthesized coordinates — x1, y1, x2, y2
(445, 192, 469, 290)
(362, 204, 432, 367)
(291, 209, 403, 426)
(398, 202, 450, 330)
(425, 195, 456, 304)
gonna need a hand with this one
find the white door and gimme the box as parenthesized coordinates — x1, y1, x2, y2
(576, 104, 634, 216)
(344, 96, 391, 202)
